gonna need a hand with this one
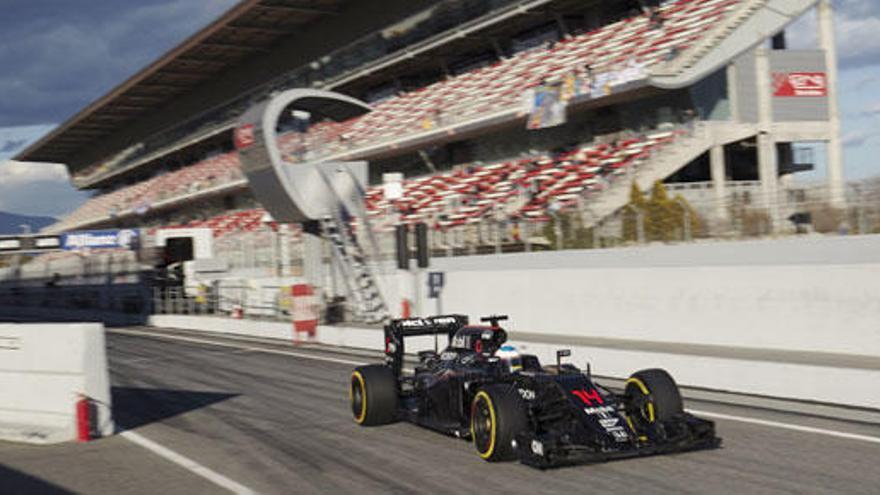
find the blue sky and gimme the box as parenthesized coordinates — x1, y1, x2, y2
(0, 0, 878, 217)
(0, 0, 238, 217)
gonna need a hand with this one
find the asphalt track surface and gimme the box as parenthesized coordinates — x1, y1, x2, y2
(2, 327, 880, 495)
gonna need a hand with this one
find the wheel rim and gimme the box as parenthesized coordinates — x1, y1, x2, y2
(350, 372, 366, 423)
(625, 378, 655, 431)
(470, 392, 495, 458)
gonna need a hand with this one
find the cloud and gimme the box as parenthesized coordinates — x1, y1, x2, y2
(786, 2, 880, 72)
(834, 13, 880, 70)
(0, 160, 70, 185)
(0, 160, 89, 217)
(0, 124, 56, 160)
(0, 124, 87, 216)
(0, 139, 26, 154)
(0, 178, 90, 218)
(841, 130, 870, 148)
(0, 0, 238, 126)
(857, 102, 880, 118)
(0, 0, 241, 215)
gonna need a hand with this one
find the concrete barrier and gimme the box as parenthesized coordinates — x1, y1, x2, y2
(122, 236, 880, 411)
(416, 235, 880, 356)
(149, 314, 294, 341)
(147, 314, 880, 410)
(507, 340, 880, 410)
(0, 323, 113, 444)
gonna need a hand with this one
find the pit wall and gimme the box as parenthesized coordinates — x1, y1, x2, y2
(409, 235, 880, 357)
(154, 235, 880, 410)
(0, 323, 113, 444)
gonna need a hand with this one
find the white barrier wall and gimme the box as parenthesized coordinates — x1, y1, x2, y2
(147, 315, 880, 409)
(0, 323, 113, 444)
(151, 235, 880, 409)
(416, 235, 880, 356)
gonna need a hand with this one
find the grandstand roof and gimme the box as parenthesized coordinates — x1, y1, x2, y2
(16, 0, 346, 164)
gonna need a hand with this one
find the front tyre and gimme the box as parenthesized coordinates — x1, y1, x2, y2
(470, 384, 527, 462)
(625, 368, 683, 432)
(350, 365, 398, 426)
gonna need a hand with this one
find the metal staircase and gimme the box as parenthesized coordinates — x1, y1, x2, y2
(652, 0, 770, 77)
(321, 215, 389, 323)
(582, 122, 756, 229)
(316, 166, 390, 324)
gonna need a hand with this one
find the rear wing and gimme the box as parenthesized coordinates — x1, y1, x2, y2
(383, 315, 469, 375)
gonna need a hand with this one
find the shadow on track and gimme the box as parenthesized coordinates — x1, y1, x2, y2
(111, 387, 239, 430)
(0, 463, 74, 495)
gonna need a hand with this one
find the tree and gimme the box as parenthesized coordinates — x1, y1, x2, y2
(621, 181, 702, 243)
(671, 193, 702, 240)
(622, 182, 646, 243)
(645, 180, 677, 242)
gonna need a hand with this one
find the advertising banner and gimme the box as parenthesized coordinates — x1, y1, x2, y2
(772, 72, 828, 97)
(61, 229, 139, 251)
(526, 83, 567, 130)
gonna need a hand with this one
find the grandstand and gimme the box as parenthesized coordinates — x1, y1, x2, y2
(7, 0, 845, 321)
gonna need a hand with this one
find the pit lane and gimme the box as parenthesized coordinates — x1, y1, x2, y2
(2, 326, 879, 495)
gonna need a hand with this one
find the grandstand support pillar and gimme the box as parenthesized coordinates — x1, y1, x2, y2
(755, 48, 780, 232)
(709, 144, 729, 228)
(818, 0, 845, 207)
(757, 132, 780, 231)
(726, 63, 740, 122)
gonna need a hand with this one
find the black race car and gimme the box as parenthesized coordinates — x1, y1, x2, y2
(349, 314, 720, 468)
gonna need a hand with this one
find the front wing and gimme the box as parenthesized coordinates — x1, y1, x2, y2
(515, 414, 721, 469)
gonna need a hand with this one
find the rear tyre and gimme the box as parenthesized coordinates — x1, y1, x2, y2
(350, 365, 398, 426)
(470, 384, 528, 462)
(625, 368, 683, 431)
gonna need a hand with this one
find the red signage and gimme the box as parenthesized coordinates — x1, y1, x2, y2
(772, 72, 827, 97)
(234, 124, 256, 149)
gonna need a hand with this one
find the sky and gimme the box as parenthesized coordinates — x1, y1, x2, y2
(0, 0, 879, 218)
(0, 0, 238, 217)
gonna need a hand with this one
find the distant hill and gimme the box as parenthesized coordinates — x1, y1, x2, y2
(0, 211, 56, 235)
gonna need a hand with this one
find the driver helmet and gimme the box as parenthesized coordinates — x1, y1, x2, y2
(496, 344, 522, 372)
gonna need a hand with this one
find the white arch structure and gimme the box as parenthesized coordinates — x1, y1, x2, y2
(236, 88, 373, 223)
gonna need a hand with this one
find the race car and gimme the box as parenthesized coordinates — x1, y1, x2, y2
(349, 314, 720, 468)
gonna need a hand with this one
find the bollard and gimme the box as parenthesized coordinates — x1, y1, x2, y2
(76, 394, 92, 442)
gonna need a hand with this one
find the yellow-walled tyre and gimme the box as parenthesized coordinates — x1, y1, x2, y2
(470, 384, 527, 462)
(625, 368, 683, 433)
(350, 365, 398, 426)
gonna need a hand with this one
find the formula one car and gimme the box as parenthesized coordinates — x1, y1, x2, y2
(349, 314, 720, 468)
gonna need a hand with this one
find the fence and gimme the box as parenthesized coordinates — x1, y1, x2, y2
(197, 181, 878, 277)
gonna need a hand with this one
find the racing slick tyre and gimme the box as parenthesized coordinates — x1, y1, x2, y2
(470, 384, 528, 462)
(351, 365, 398, 426)
(624, 368, 684, 431)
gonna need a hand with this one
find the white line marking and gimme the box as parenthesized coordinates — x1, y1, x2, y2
(687, 409, 880, 445)
(111, 328, 365, 366)
(120, 431, 256, 494)
(114, 328, 880, 446)
(119, 347, 255, 365)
